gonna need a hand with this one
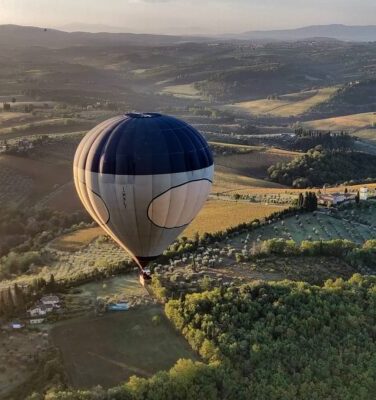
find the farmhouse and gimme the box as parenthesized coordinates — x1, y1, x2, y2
(40, 295, 60, 307)
(27, 304, 47, 317)
(318, 192, 353, 207)
(16, 139, 33, 152)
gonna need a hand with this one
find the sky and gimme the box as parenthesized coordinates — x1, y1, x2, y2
(0, 0, 375, 35)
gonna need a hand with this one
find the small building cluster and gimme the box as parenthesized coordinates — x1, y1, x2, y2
(26, 295, 60, 325)
(317, 192, 354, 207)
(0, 139, 34, 154)
(317, 187, 372, 207)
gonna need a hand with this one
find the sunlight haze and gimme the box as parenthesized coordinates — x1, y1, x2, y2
(0, 0, 375, 34)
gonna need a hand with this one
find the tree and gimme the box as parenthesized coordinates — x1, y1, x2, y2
(355, 191, 360, 204)
(13, 283, 25, 312)
(47, 274, 56, 291)
(298, 193, 304, 209)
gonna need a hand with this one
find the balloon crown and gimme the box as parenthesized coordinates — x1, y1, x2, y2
(125, 112, 161, 119)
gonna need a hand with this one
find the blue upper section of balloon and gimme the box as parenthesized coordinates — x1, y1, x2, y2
(74, 113, 213, 175)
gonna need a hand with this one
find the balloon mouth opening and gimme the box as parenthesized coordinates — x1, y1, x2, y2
(136, 255, 159, 269)
(125, 112, 161, 119)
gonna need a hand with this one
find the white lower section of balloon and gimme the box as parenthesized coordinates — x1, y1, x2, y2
(73, 165, 213, 259)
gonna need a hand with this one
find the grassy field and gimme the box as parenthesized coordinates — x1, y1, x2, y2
(0, 111, 36, 127)
(62, 273, 148, 318)
(160, 83, 203, 99)
(233, 86, 338, 117)
(76, 273, 146, 299)
(51, 306, 198, 389)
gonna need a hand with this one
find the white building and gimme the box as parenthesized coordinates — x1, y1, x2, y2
(318, 192, 352, 207)
(360, 187, 368, 201)
(29, 318, 45, 325)
(40, 295, 60, 307)
(27, 304, 47, 317)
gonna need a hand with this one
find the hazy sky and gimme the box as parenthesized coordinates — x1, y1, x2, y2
(0, 0, 375, 34)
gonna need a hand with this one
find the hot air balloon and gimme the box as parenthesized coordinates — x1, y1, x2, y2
(73, 113, 214, 278)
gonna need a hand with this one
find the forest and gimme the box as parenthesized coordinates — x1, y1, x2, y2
(42, 274, 376, 400)
(268, 146, 376, 188)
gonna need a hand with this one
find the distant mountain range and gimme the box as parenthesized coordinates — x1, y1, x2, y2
(0, 24, 375, 49)
(229, 24, 376, 42)
(57, 23, 376, 42)
(0, 24, 210, 49)
(58, 23, 130, 34)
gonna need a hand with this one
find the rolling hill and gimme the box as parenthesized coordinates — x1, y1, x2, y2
(0, 24, 211, 49)
(230, 24, 376, 42)
(232, 87, 338, 117)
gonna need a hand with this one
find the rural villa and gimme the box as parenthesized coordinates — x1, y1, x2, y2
(318, 192, 353, 207)
(318, 187, 371, 207)
(26, 295, 61, 324)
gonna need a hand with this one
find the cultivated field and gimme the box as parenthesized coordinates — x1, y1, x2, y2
(241, 202, 376, 245)
(212, 147, 298, 193)
(233, 86, 338, 117)
(215, 148, 297, 179)
(51, 306, 198, 389)
(0, 154, 72, 205)
(303, 112, 376, 140)
(0, 164, 33, 206)
(0, 238, 132, 290)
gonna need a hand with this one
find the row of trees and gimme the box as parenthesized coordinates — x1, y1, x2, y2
(297, 191, 318, 211)
(0, 275, 56, 318)
(251, 237, 376, 266)
(292, 129, 354, 151)
(268, 146, 376, 188)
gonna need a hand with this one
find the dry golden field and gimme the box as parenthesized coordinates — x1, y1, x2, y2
(303, 112, 376, 140)
(233, 86, 338, 117)
(181, 199, 287, 237)
(50, 226, 104, 252)
(49, 199, 287, 253)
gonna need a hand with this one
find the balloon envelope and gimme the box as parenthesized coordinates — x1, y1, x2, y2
(73, 113, 214, 267)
